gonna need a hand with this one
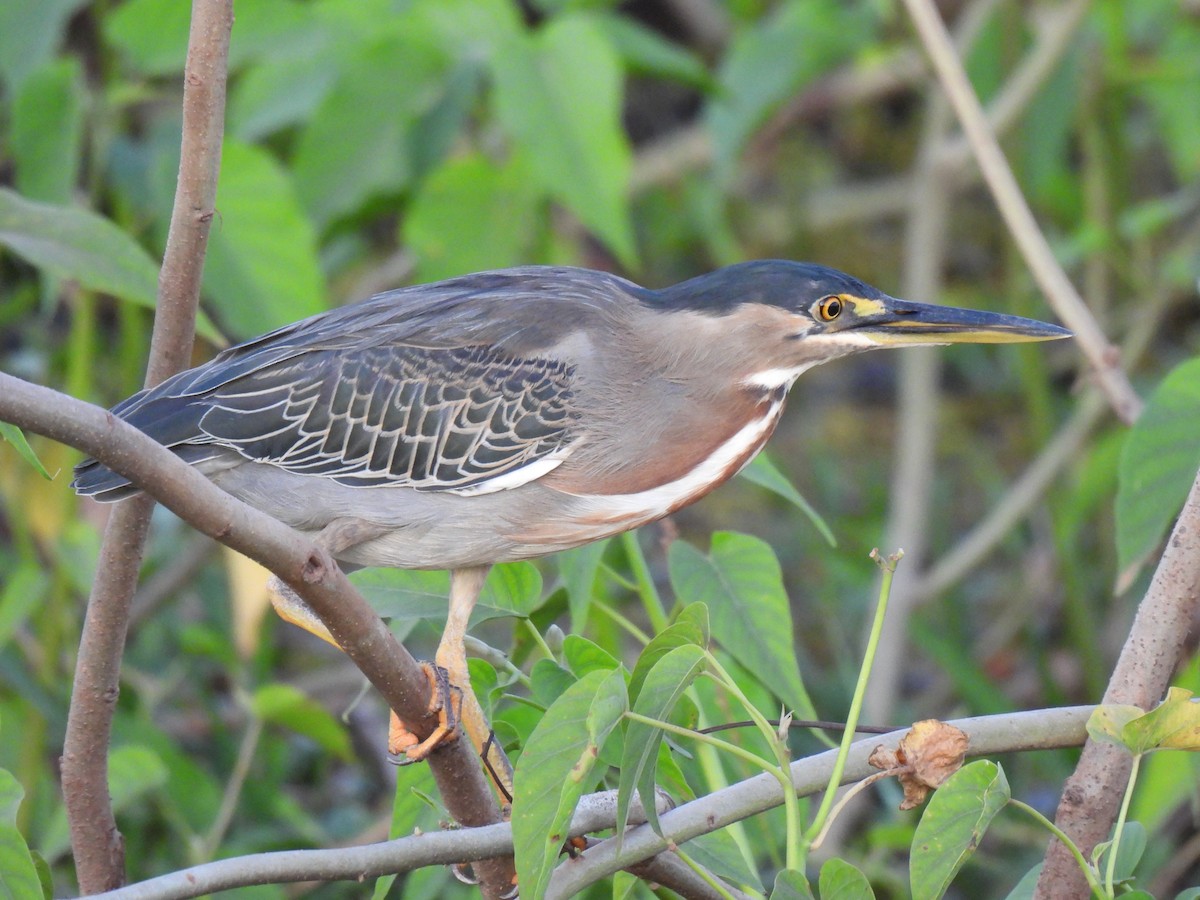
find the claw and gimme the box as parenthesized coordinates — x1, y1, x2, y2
(387, 662, 462, 764)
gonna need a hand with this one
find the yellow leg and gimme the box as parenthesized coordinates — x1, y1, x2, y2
(390, 565, 515, 802)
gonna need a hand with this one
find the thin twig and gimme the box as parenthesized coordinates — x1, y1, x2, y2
(900, 0, 1142, 424)
(61, 2, 233, 891)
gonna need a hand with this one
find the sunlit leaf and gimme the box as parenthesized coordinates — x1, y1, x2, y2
(668, 533, 817, 719)
(1116, 357, 1200, 589)
(512, 668, 627, 900)
(911, 760, 1010, 900)
(1120, 687, 1200, 753)
(562, 634, 621, 677)
(1086, 703, 1145, 749)
(492, 14, 635, 266)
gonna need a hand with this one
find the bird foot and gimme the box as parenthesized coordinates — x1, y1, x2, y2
(387, 662, 463, 764)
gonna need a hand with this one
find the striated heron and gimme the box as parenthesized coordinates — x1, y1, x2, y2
(73, 260, 1071, 794)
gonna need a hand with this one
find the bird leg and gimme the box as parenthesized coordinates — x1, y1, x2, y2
(387, 565, 515, 801)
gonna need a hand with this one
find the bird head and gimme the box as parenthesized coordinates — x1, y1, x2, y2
(653, 260, 1072, 389)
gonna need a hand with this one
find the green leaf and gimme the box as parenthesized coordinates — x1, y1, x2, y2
(740, 454, 836, 546)
(0, 0, 87, 91)
(771, 868, 815, 899)
(1175, 888, 1200, 900)
(1116, 357, 1200, 587)
(910, 760, 1011, 900)
(292, 33, 449, 229)
(1002, 863, 1041, 900)
(0, 188, 158, 307)
(491, 14, 635, 266)
(351, 561, 543, 623)
(562, 635, 621, 677)
(1109, 820, 1146, 883)
(204, 139, 327, 338)
(531, 659, 577, 708)
(104, 0, 190, 75)
(0, 563, 47, 649)
(617, 644, 707, 839)
(628, 605, 707, 705)
(819, 858, 876, 900)
(668, 533, 817, 719)
(1107, 687, 1200, 754)
(405, 153, 541, 283)
(0, 425, 52, 481)
(683, 829, 763, 892)
(707, 0, 872, 180)
(11, 58, 84, 203)
(557, 538, 610, 633)
(250, 683, 353, 760)
(0, 769, 42, 900)
(512, 668, 627, 900)
(594, 14, 714, 90)
(1087, 703, 1146, 750)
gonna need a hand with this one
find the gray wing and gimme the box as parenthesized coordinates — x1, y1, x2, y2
(72, 266, 630, 499)
(198, 344, 576, 491)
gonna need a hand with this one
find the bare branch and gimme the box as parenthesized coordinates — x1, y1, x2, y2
(1037, 468, 1200, 897)
(0, 374, 515, 897)
(900, 0, 1142, 425)
(547, 706, 1093, 898)
(78, 710, 1090, 900)
(62, 2, 232, 890)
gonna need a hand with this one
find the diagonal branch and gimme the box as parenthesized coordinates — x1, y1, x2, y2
(62, 2, 232, 891)
(0, 372, 515, 898)
(899, 0, 1142, 425)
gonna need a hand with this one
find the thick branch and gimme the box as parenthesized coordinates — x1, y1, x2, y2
(62, 2, 232, 892)
(1037, 469, 1200, 898)
(0, 374, 514, 897)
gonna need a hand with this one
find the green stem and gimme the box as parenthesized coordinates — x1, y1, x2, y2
(803, 550, 899, 852)
(1009, 799, 1108, 898)
(590, 593, 652, 644)
(1105, 753, 1141, 895)
(622, 532, 670, 632)
(622, 711, 776, 773)
(705, 656, 804, 871)
(674, 846, 739, 900)
(524, 619, 556, 661)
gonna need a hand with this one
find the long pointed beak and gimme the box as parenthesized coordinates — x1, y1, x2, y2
(854, 297, 1072, 345)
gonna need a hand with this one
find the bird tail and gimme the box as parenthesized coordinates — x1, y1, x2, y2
(72, 459, 140, 502)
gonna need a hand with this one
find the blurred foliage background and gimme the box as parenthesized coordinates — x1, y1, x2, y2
(0, 0, 1199, 896)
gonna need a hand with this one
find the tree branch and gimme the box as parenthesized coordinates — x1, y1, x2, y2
(547, 706, 1094, 898)
(1036, 468, 1200, 897)
(62, 2, 232, 891)
(0, 373, 515, 897)
(899, 0, 1142, 425)
(77, 710, 1090, 900)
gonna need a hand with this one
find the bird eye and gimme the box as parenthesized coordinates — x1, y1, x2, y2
(816, 296, 843, 321)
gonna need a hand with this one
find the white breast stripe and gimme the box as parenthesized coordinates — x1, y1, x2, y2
(741, 364, 817, 390)
(572, 400, 784, 519)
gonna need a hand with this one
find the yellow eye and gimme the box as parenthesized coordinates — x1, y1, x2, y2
(817, 296, 843, 321)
